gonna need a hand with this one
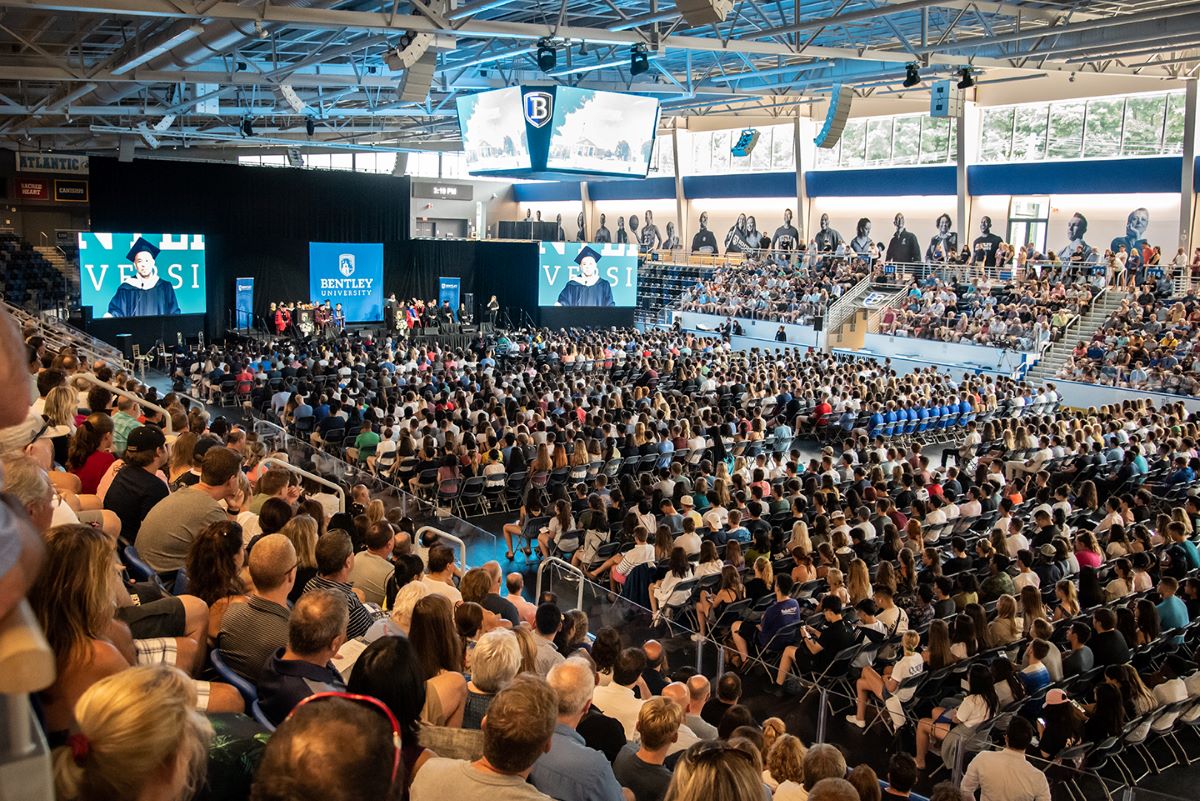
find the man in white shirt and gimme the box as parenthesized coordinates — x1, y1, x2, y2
(673, 518, 702, 556)
(961, 717, 1050, 801)
(702, 501, 728, 531)
(590, 648, 648, 740)
(421, 544, 463, 603)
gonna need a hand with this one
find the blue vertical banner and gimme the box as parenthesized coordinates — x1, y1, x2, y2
(438, 276, 462, 320)
(308, 242, 384, 322)
(235, 277, 254, 331)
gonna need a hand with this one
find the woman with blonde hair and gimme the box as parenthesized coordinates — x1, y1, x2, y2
(1019, 584, 1049, 635)
(988, 594, 1023, 645)
(167, 431, 199, 487)
(53, 665, 213, 801)
(764, 733, 806, 797)
(825, 568, 850, 606)
(365, 498, 387, 526)
(280, 514, 319, 602)
(43, 384, 79, 465)
(665, 740, 768, 801)
(847, 559, 872, 605)
(510, 624, 539, 674)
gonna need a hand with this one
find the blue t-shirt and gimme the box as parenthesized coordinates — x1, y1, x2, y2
(758, 598, 800, 646)
(1159, 595, 1190, 631)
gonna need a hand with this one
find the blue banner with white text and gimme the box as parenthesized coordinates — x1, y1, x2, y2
(235, 277, 254, 331)
(308, 242, 384, 323)
(438, 276, 461, 320)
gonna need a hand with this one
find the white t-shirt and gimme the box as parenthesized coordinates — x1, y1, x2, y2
(892, 653, 924, 701)
(955, 693, 993, 728)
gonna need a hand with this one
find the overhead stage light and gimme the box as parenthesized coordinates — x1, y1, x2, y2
(241, 118, 254, 137)
(902, 62, 921, 88)
(306, 118, 316, 136)
(957, 67, 976, 89)
(536, 38, 557, 73)
(630, 44, 649, 76)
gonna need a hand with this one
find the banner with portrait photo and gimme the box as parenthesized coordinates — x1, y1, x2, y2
(308, 242, 384, 322)
(78, 232, 206, 318)
(538, 241, 638, 307)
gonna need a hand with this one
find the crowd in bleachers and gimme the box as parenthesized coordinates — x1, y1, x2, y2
(878, 274, 1098, 352)
(675, 257, 869, 325)
(7, 305, 1200, 801)
(1056, 282, 1200, 393)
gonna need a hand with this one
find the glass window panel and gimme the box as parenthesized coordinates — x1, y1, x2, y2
(865, 118, 893, 164)
(441, 152, 464, 178)
(839, 120, 866, 167)
(891, 117, 921, 165)
(750, 128, 772, 171)
(261, 155, 286, 166)
(919, 117, 950, 164)
(1010, 106, 1048, 161)
(771, 127, 795, 170)
(307, 153, 331, 170)
(979, 107, 1014, 162)
(354, 152, 375, 173)
(1121, 94, 1166, 156)
(690, 131, 710, 174)
(1084, 98, 1123, 157)
(814, 142, 839, 168)
(1046, 102, 1084, 160)
(329, 153, 354, 171)
(375, 153, 396, 174)
(238, 155, 261, 166)
(657, 136, 675, 175)
(1165, 92, 1186, 152)
(710, 130, 730, 171)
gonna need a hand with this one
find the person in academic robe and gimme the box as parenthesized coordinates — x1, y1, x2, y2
(333, 303, 346, 330)
(105, 237, 181, 317)
(556, 246, 615, 307)
(274, 303, 291, 335)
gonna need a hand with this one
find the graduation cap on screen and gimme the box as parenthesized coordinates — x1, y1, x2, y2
(126, 236, 160, 261)
(575, 246, 602, 264)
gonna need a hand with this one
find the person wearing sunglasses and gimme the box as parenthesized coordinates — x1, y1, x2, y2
(252, 692, 405, 801)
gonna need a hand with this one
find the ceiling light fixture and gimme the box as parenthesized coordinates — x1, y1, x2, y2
(902, 62, 921, 88)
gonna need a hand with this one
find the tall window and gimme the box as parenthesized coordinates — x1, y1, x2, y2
(978, 91, 1184, 163)
(813, 114, 956, 169)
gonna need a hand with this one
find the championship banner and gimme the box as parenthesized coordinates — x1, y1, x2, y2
(308, 242, 384, 323)
(438, 276, 462, 320)
(235, 277, 255, 331)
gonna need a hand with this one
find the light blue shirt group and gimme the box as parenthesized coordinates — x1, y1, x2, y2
(530, 723, 625, 801)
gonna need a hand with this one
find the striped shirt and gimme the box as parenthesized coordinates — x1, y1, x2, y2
(302, 574, 379, 639)
(217, 595, 291, 683)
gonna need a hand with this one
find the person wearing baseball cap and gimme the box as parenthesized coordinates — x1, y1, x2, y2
(102, 424, 169, 543)
(678, 494, 702, 529)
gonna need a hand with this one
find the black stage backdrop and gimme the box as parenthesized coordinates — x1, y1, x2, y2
(88, 157, 414, 343)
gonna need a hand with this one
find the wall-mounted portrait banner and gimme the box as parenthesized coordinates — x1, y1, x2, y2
(926, 213, 959, 262)
(691, 211, 718, 254)
(849, 218, 874, 260)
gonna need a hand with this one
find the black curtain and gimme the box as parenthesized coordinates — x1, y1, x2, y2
(89, 157, 411, 339)
(389, 239, 539, 324)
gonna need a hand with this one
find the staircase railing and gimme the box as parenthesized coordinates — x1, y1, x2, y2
(823, 274, 872, 332)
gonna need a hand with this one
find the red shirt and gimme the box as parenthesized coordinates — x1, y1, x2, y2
(71, 450, 116, 496)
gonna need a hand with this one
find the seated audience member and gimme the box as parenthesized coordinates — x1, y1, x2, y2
(250, 693, 405, 801)
(303, 529, 378, 638)
(52, 665, 213, 801)
(422, 544, 464, 603)
(1062, 622, 1095, 678)
(410, 675, 558, 801)
(1089, 608, 1131, 667)
(881, 754, 920, 799)
(593, 646, 649, 739)
(184, 518, 249, 640)
(409, 594, 469, 727)
(771, 596, 857, 690)
(765, 734, 806, 800)
(217, 533, 297, 683)
(534, 602, 567, 676)
(803, 744, 849, 793)
(914, 663, 998, 770)
(532, 658, 628, 801)
(614, 697, 681, 801)
(666, 738, 775, 801)
(463, 629, 523, 729)
(102, 425, 170, 544)
(961, 717, 1049, 801)
(469, 561, 521, 626)
(730, 573, 799, 668)
(349, 521, 396, 606)
(345, 635, 436, 792)
(507, 572, 538, 625)
(137, 444, 243, 573)
(248, 467, 301, 514)
(31, 524, 241, 734)
(66, 412, 116, 496)
(684, 675, 719, 739)
(701, 671, 741, 727)
(258, 589, 349, 725)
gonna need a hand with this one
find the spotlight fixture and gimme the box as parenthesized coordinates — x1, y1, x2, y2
(957, 67, 976, 89)
(902, 62, 921, 88)
(630, 43, 649, 76)
(536, 38, 556, 72)
(306, 118, 315, 136)
(241, 117, 254, 137)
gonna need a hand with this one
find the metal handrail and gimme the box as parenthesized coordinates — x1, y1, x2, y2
(261, 457, 346, 513)
(823, 273, 873, 330)
(535, 556, 585, 612)
(76, 373, 172, 435)
(416, 525, 469, 571)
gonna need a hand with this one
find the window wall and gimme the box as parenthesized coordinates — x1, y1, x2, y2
(682, 123, 795, 175)
(978, 91, 1186, 163)
(813, 114, 956, 169)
